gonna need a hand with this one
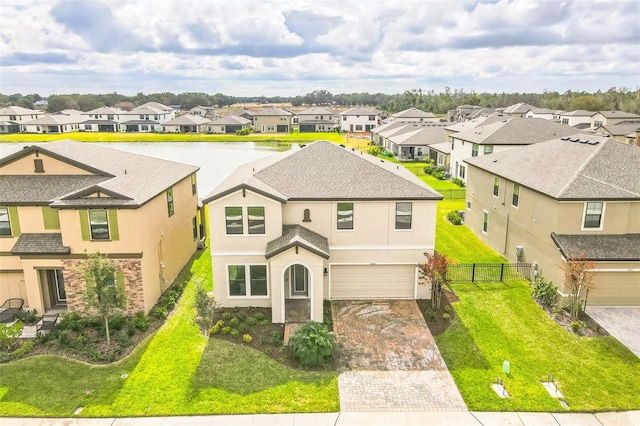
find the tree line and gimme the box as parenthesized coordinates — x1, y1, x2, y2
(1, 87, 638, 115)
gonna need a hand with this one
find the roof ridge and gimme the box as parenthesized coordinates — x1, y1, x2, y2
(556, 139, 608, 197)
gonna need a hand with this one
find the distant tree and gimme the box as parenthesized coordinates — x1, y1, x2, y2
(47, 95, 80, 112)
(114, 101, 134, 111)
(81, 251, 125, 345)
(562, 253, 595, 320)
(568, 95, 605, 111)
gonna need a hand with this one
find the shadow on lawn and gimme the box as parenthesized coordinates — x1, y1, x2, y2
(437, 318, 491, 371)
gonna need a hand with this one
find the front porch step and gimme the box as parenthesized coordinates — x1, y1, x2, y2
(283, 322, 303, 346)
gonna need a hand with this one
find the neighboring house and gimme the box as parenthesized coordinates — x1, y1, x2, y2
(502, 103, 537, 118)
(119, 102, 176, 125)
(0, 140, 200, 315)
(207, 115, 252, 134)
(340, 107, 382, 132)
(559, 110, 594, 127)
(296, 107, 337, 132)
(203, 141, 442, 324)
(251, 107, 293, 133)
(21, 114, 86, 133)
(226, 109, 254, 121)
(464, 135, 640, 306)
(444, 113, 507, 142)
(524, 107, 555, 121)
(467, 107, 496, 121)
(379, 123, 451, 161)
(453, 105, 483, 122)
(119, 120, 161, 133)
(81, 107, 127, 123)
(163, 114, 212, 133)
(625, 128, 640, 147)
(0, 106, 44, 133)
(449, 117, 576, 182)
(81, 120, 119, 132)
(596, 121, 640, 143)
(55, 109, 85, 117)
(190, 106, 217, 118)
(591, 111, 640, 130)
(385, 108, 439, 124)
(428, 142, 451, 170)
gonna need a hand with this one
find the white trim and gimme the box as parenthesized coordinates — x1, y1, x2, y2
(288, 264, 309, 299)
(223, 204, 267, 236)
(587, 268, 640, 273)
(225, 263, 270, 299)
(482, 209, 489, 234)
(212, 251, 265, 257)
(280, 261, 314, 323)
(414, 265, 419, 299)
(329, 245, 434, 250)
(580, 201, 606, 231)
(216, 190, 279, 204)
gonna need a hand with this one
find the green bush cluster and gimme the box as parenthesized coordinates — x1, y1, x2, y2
(288, 321, 336, 367)
(424, 164, 447, 180)
(446, 210, 463, 225)
(367, 145, 382, 156)
(235, 127, 252, 136)
(452, 178, 466, 187)
(149, 278, 189, 319)
(530, 277, 559, 309)
(15, 309, 38, 324)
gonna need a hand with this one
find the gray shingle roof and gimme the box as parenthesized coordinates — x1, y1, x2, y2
(298, 107, 335, 115)
(211, 115, 251, 125)
(0, 140, 199, 208)
(465, 135, 640, 200)
(164, 114, 211, 125)
(341, 107, 382, 116)
(503, 103, 537, 114)
(452, 117, 576, 145)
(12, 233, 70, 255)
(596, 111, 640, 119)
(561, 110, 594, 117)
(0, 175, 110, 204)
(390, 108, 437, 119)
(388, 124, 449, 146)
(252, 107, 292, 116)
(445, 113, 507, 132)
(551, 233, 640, 261)
(265, 225, 330, 259)
(600, 121, 640, 136)
(204, 141, 442, 202)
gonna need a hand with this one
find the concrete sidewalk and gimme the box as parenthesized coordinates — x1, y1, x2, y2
(4, 411, 640, 425)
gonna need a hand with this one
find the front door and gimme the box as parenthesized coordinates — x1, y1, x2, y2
(45, 269, 66, 306)
(287, 264, 309, 298)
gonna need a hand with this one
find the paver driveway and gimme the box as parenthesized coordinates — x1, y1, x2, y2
(332, 300, 467, 412)
(587, 306, 640, 358)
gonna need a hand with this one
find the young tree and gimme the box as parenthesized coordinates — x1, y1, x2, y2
(193, 279, 217, 336)
(562, 254, 595, 319)
(418, 252, 451, 310)
(81, 251, 125, 345)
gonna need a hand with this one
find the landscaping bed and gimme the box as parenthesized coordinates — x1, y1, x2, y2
(417, 288, 459, 337)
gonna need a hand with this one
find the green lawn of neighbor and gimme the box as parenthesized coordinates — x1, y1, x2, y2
(0, 248, 339, 417)
(0, 131, 346, 144)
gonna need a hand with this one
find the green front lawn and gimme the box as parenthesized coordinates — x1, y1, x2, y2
(0, 249, 338, 416)
(0, 131, 346, 143)
(437, 281, 640, 411)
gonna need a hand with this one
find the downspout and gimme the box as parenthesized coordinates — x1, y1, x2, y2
(503, 213, 510, 256)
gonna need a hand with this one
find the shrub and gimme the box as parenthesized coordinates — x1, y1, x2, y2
(235, 127, 251, 135)
(222, 311, 231, 320)
(229, 317, 239, 327)
(230, 329, 240, 339)
(444, 305, 452, 313)
(215, 319, 224, 327)
(446, 210, 462, 225)
(452, 178, 466, 187)
(210, 324, 221, 335)
(424, 307, 437, 322)
(15, 309, 37, 324)
(0, 322, 23, 350)
(109, 314, 126, 331)
(150, 306, 168, 320)
(367, 146, 382, 156)
(237, 323, 250, 334)
(265, 347, 273, 354)
(246, 316, 257, 326)
(260, 319, 269, 326)
(221, 326, 231, 335)
(11, 340, 35, 359)
(433, 171, 445, 180)
(571, 322, 581, 332)
(442, 313, 451, 321)
(130, 311, 150, 331)
(242, 334, 253, 343)
(288, 321, 336, 367)
(254, 311, 266, 321)
(530, 277, 559, 309)
(193, 280, 217, 334)
(271, 330, 283, 346)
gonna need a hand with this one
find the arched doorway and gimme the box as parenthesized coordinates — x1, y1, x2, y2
(284, 264, 311, 322)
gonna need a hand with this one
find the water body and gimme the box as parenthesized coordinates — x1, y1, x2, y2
(0, 142, 294, 197)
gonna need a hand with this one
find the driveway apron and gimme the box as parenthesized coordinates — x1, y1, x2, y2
(332, 300, 467, 412)
(587, 306, 640, 358)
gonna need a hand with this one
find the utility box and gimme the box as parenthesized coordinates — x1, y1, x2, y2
(503, 360, 510, 375)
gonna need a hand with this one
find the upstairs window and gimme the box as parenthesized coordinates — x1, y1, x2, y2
(483, 211, 489, 234)
(493, 177, 500, 197)
(471, 144, 479, 157)
(166, 188, 174, 217)
(337, 203, 354, 230)
(248, 207, 265, 234)
(89, 210, 109, 240)
(484, 145, 494, 155)
(225, 207, 243, 234)
(191, 174, 197, 196)
(512, 184, 520, 207)
(583, 202, 604, 229)
(395, 202, 412, 230)
(594, 120, 603, 128)
(0, 207, 11, 236)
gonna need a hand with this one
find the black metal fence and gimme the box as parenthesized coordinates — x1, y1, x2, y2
(437, 189, 467, 200)
(446, 263, 533, 283)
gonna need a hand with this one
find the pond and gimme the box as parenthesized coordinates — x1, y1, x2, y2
(0, 141, 295, 197)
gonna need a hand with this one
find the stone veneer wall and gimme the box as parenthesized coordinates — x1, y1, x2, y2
(62, 258, 145, 315)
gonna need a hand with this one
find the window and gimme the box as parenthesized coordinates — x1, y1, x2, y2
(191, 174, 197, 195)
(166, 188, 174, 217)
(84, 124, 91, 131)
(228, 265, 268, 297)
(594, 120, 603, 128)
(0, 207, 11, 236)
(467, 200, 471, 210)
(89, 210, 109, 240)
(451, 138, 455, 150)
(471, 144, 479, 157)
(512, 183, 520, 207)
(562, 118, 569, 125)
(484, 145, 494, 155)
(483, 211, 489, 233)
(355, 124, 363, 131)
(395, 202, 412, 230)
(192, 216, 198, 240)
(368, 115, 376, 121)
(337, 203, 354, 230)
(459, 165, 466, 179)
(303, 208, 311, 222)
(342, 116, 347, 121)
(493, 176, 500, 197)
(225, 207, 243, 234)
(9, 115, 16, 121)
(248, 207, 265, 234)
(583, 202, 604, 229)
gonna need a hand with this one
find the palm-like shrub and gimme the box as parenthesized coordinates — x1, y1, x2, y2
(288, 321, 336, 366)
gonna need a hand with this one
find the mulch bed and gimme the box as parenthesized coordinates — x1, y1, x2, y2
(417, 288, 459, 336)
(534, 300, 608, 337)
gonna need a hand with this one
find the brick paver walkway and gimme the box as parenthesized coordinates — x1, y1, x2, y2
(332, 300, 467, 412)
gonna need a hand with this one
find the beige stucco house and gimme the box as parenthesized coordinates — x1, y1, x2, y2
(464, 135, 640, 306)
(0, 140, 200, 315)
(204, 141, 442, 323)
(252, 107, 293, 133)
(163, 114, 212, 133)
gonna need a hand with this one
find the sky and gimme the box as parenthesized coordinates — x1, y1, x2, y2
(1, 0, 639, 97)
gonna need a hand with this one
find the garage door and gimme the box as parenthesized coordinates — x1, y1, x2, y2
(331, 265, 415, 299)
(588, 272, 640, 306)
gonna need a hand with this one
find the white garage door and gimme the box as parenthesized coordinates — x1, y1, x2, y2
(331, 265, 415, 299)
(588, 272, 640, 306)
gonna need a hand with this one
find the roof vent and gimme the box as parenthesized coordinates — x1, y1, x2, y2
(570, 138, 580, 142)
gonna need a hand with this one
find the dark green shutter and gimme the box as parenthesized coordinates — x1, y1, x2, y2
(42, 206, 60, 229)
(8, 206, 20, 237)
(79, 210, 90, 241)
(108, 210, 119, 241)
(115, 271, 125, 292)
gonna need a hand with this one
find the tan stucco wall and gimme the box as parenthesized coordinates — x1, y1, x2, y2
(253, 116, 292, 133)
(0, 272, 27, 306)
(1, 151, 94, 175)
